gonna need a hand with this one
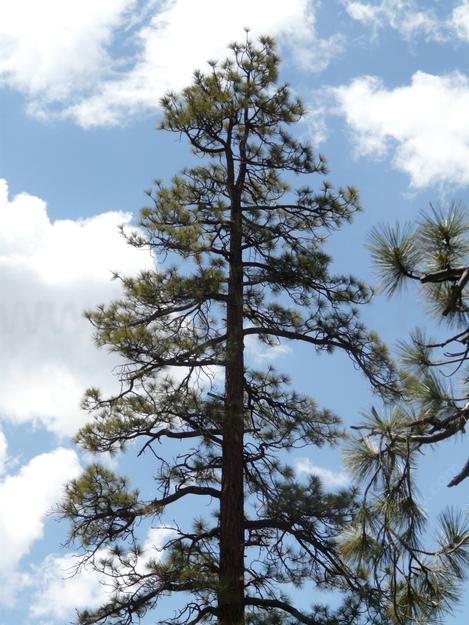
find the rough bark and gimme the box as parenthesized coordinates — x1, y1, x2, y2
(219, 173, 245, 624)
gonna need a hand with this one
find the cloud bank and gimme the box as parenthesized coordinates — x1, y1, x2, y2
(0, 179, 154, 436)
(0, 0, 135, 100)
(0, 178, 165, 614)
(0, 0, 342, 128)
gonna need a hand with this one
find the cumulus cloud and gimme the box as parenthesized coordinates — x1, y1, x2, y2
(66, 0, 342, 127)
(29, 552, 110, 620)
(296, 457, 350, 487)
(0, 447, 81, 605)
(0, 0, 343, 127)
(0, 179, 154, 436)
(333, 71, 469, 188)
(0, 0, 134, 100)
(30, 527, 174, 620)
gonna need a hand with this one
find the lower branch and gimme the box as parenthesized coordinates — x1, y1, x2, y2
(448, 456, 469, 487)
(245, 597, 319, 625)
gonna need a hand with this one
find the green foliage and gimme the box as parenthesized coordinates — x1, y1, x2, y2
(369, 223, 420, 295)
(369, 202, 469, 320)
(418, 204, 469, 272)
(344, 404, 469, 624)
(347, 201, 469, 624)
(63, 465, 140, 548)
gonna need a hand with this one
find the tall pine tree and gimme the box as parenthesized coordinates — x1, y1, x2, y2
(61, 37, 397, 625)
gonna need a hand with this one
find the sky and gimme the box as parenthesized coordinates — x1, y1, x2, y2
(2, 0, 469, 623)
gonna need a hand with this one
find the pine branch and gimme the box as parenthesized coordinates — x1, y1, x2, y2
(448, 457, 469, 487)
(420, 267, 467, 283)
(244, 597, 320, 625)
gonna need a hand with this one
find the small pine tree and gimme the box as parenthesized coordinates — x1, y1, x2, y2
(343, 204, 469, 624)
(61, 37, 397, 625)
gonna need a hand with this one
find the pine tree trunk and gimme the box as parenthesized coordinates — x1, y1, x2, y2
(219, 191, 245, 625)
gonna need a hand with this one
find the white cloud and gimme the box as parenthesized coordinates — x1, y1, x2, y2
(66, 0, 339, 127)
(0, 0, 135, 100)
(0, 179, 154, 436)
(344, 0, 441, 39)
(245, 334, 291, 364)
(344, 0, 469, 43)
(29, 552, 110, 620)
(296, 457, 350, 487)
(30, 527, 173, 620)
(0, 447, 81, 606)
(346, 0, 379, 23)
(0, 0, 343, 127)
(451, 1, 469, 40)
(333, 71, 469, 188)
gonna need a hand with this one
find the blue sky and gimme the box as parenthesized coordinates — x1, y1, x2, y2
(2, 0, 469, 623)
